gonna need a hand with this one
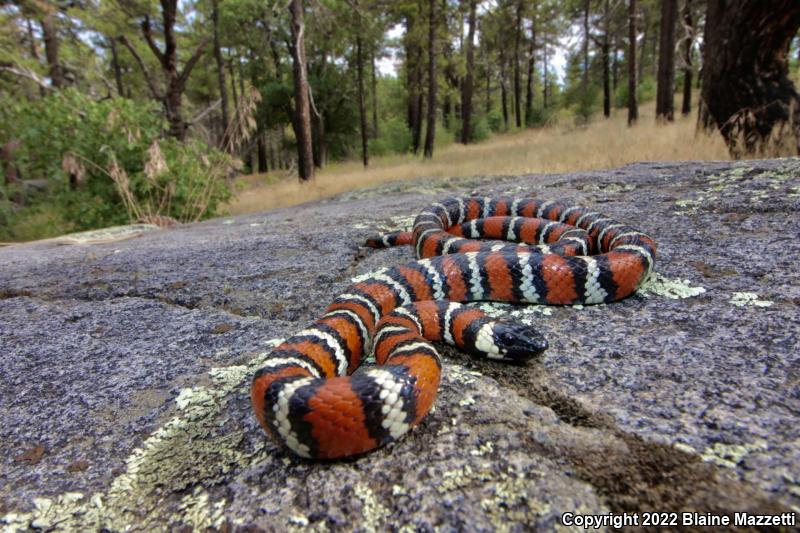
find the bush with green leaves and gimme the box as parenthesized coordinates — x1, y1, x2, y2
(371, 116, 412, 155)
(615, 75, 658, 109)
(487, 110, 505, 132)
(470, 116, 491, 142)
(0, 89, 233, 239)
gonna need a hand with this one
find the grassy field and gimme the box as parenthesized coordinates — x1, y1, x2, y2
(226, 101, 730, 216)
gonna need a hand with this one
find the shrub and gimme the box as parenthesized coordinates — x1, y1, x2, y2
(0, 89, 233, 239)
(487, 110, 504, 132)
(471, 116, 491, 142)
(373, 117, 412, 154)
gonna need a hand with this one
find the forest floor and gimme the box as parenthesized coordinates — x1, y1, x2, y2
(227, 99, 731, 215)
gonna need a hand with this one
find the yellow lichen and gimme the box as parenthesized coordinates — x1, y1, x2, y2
(701, 441, 768, 470)
(470, 441, 495, 457)
(637, 272, 706, 299)
(1, 344, 281, 532)
(459, 396, 476, 407)
(730, 292, 774, 308)
(353, 483, 392, 533)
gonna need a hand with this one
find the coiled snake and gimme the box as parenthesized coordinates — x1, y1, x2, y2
(251, 197, 656, 459)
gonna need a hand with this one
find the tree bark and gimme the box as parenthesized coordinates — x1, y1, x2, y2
(612, 36, 619, 92)
(423, 0, 437, 158)
(356, 36, 369, 167)
(109, 38, 125, 96)
(628, 0, 639, 125)
(39, 10, 63, 88)
(229, 54, 239, 113)
(513, 0, 523, 128)
(311, 112, 326, 168)
(656, 0, 678, 121)
(370, 44, 378, 138)
(211, 0, 230, 148)
(638, 5, 648, 82)
(443, 94, 451, 130)
(461, 0, 477, 143)
(680, 0, 693, 116)
(701, 0, 800, 156)
(500, 47, 509, 128)
(483, 31, 491, 114)
(602, 0, 611, 118)
(543, 37, 549, 109)
(524, 16, 536, 126)
(257, 133, 268, 172)
(124, 0, 208, 140)
(288, 0, 314, 180)
(406, 13, 424, 154)
(582, 0, 590, 92)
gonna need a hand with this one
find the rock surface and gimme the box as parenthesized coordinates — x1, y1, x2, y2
(1, 159, 799, 531)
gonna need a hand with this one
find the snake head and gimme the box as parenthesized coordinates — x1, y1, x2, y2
(488, 321, 549, 362)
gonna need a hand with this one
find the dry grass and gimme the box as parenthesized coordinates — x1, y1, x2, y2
(226, 100, 730, 215)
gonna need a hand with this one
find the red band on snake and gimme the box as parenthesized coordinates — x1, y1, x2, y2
(251, 197, 657, 459)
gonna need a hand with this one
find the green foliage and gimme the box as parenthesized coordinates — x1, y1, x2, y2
(572, 83, 601, 125)
(487, 110, 505, 132)
(471, 116, 491, 142)
(434, 121, 455, 149)
(0, 90, 232, 240)
(638, 76, 657, 103)
(526, 106, 558, 128)
(371, 117, 412, 155)
(615, 75, 658, 108)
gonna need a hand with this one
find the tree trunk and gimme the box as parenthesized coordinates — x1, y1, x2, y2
(356, 36, 369, 167)
(582, 0, 590, 92)
(500, 47, 509, 128)
(109, 38, 125, 96)
(602, 0, 611, 118)
(211, 0, 230, 148)
(543, 38, 549, 109)
(638, 5, 648, 82)
(461, 0, 477, 143)
(405, 13, 424, 154)
(312, 112, 325, 168)
(423, 0, 437, 158)
(628, 0, 639, 125)
(513, 0, 523, 128)
(680, 0, 693, 116)
(409, 54, 423, 153)
(229, 54, 239, 113)
(122, 0, 207, 140)
(257, 133, 268, 172)
(310, 50, 327, 169)
(483, 33, 491, 114)
(26, 18, 39, 61)
(443, 93, 451, 130)
(612, 36, 619, 92)
(701, 0, 800, 156)
(162, 0, 186, 140)
(524, 16, 536, 126)
(39, 10, 63, 88)
(288, 0, 314, 180)
(371, 44, 379, 138)
(656, 0, 678, 121)
(404, 22, 414, 131)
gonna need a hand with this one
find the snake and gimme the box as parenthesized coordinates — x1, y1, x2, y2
(251, 197, 656, 459)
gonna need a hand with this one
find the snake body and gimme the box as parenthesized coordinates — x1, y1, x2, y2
(251, 197, 656, 459)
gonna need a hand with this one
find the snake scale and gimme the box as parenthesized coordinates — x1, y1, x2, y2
(251, 197, 656, 459)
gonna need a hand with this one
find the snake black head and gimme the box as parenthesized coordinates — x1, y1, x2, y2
(489, 321, 549, 362)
